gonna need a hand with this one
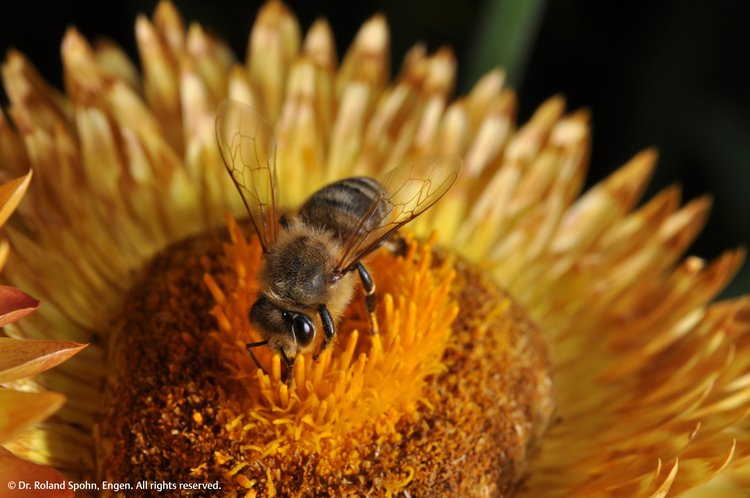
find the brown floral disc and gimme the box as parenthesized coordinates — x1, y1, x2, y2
(96, 221, 554, 497)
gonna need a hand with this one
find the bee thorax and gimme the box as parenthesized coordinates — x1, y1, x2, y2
(260, 227, 339, 307)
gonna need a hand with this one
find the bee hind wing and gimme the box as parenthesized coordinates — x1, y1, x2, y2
(215, 99, 280, 252)
(335, 154, 462, 272)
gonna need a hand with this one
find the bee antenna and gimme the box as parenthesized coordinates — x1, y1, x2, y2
(246, 341, 269, 376)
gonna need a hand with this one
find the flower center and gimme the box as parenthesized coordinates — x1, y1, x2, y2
(203, 218, 459, 439)
(96, 219, 554, 496)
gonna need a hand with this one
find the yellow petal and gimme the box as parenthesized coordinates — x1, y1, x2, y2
(247, 0, 301, 119)
(0, 112, 31, 178)
(1, 50, 71, 133)
(61, 28, 104, 105)
(93, 38, 142, 91)
(135, 14, 182, 151)
(0, 390, 65, 444)
(335, 14, 389, 97)
(0, 240, 9, 270)
(303, 18, 337, 72)
(0, 338, 86, 383)
(153, 0, 186, 55)
(185, 22, 234, 104)
(0, 171, 32, 227)
(464, 68, 506, 126)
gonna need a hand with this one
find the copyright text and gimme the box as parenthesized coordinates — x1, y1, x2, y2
(5, 479, 221, 493)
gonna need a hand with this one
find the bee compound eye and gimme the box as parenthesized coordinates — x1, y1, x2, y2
(292, 315, 315, 347)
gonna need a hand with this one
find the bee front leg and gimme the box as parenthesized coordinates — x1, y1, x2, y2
(246, 341, 269, 375)
(315, 304, 335, 360)
(356, 262, 379, 335)
(280, 348, 295, 387)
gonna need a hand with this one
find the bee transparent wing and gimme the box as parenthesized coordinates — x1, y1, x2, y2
(335, 154, 462, 273)
(215, 100, 280, 252)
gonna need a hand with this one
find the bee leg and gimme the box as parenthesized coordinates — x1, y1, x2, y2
(246, 341, 269, 376)
(383, 234, 408, 257)
(315, 304, 335, 360)
(356, 262, 379, 335)
(280, 348, 295, 387)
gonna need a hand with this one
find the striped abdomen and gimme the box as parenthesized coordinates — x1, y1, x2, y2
(298, 177, 387, 242)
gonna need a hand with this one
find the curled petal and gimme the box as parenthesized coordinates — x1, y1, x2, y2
(0, 447, 72, 498)
(0, 337, 86, 383)
(0, 390, 65, 444)
(0, 286, 39, 327)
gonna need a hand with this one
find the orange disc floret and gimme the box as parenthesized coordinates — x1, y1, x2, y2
(204, 215, 458, 451)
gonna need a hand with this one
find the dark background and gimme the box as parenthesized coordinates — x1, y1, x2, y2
(1, 0, 748, 297)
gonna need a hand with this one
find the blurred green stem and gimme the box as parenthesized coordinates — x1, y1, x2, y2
(463, 0, 547, 90)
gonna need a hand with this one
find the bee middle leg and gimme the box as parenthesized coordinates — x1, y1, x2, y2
(356, 262, 379, 335)
(315, 304, 335, 360)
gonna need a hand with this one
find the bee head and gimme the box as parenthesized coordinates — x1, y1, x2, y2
(250, 294, 316, 358)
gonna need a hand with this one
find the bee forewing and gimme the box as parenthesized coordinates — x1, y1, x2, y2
(335, 154, 462, 272)
(380, 154, 462, 219)
(215, 99, 280, 252)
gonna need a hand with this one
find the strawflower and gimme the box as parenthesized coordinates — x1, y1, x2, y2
(1, 1, 748, 496)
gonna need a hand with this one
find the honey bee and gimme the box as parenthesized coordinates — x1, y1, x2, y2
(215, 100, 461, 382)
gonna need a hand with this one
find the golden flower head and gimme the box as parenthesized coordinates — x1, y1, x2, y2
(1, 1, 749, 497)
